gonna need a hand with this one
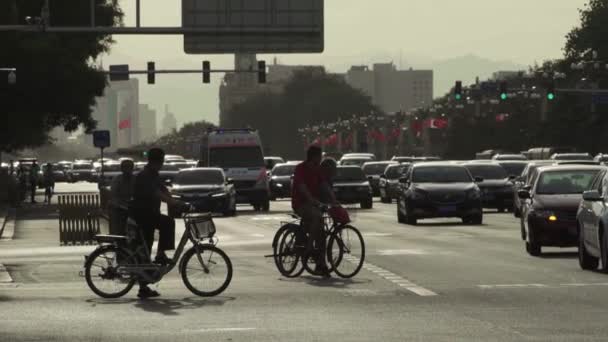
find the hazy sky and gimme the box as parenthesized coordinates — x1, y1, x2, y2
(102, 0, 589, 127)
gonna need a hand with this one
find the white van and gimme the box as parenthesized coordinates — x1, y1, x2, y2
(205, 129, 270, 211)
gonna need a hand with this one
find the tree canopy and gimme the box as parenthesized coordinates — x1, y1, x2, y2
(0, 0, 123, 153)
(223, 69, 380, 158)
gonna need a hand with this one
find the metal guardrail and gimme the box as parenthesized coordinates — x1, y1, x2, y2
(58, 193, 101, 246)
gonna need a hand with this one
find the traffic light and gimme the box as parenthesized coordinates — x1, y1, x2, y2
(258, 61, 266, 83)
(499, 81, 508, 101)
(202, 61, 210, 84)
(147, 62, 155, 84)
(454, 81, 462, 101)
(547, 82, 556, 101)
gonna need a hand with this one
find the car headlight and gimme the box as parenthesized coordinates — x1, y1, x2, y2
(410, 189, 427, 200)
(531, 210, 555, 218)
(467, 189, 481, 200)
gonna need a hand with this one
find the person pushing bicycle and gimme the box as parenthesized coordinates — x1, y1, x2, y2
(292, 146, 340, 276)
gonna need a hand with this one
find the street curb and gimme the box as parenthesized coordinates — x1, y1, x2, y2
(0, 207, 16, 241)
(0, 263, 13, 283)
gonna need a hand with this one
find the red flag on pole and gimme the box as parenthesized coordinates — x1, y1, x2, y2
(118, 119, 131, 130)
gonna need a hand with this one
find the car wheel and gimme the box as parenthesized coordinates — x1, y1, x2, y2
(579, 225, 599, 270)
(601, 229, 608, 273)
(526, 223, 542, 256)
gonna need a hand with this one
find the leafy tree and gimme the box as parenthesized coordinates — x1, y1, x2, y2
(0, 0, 123, 154)
(224, 69, 380, 158)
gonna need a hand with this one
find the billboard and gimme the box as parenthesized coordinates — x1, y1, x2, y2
(182, 0, 323, 54)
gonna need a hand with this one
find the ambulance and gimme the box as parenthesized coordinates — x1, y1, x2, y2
(203, 129, 270, 211)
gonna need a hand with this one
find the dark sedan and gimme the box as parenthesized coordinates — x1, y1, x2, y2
(333, 166, 373, 209)
(397, 163, 482, 225)
(379, 163, 411, 203)
(464, 163, 514, 212)
(66, 162, 95, 182)
(519, 165, 604, 256)
(159, 164, 180, 183)
(363, 161, 397, 197)
(513, 160, 554, 217)
(269, 163, 296, 200)
(577, 168, 608, 271)
(170, 168, 236, 216)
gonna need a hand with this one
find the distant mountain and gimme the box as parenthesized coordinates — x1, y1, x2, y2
(426, 54, 526, 97)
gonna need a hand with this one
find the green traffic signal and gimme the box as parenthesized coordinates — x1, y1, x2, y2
(500, 93, 508, 101)
(547, 93, 555, 101)
(455, 94, 462, 101)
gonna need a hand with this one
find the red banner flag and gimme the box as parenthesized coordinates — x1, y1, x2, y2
(118, 119, 131, 130)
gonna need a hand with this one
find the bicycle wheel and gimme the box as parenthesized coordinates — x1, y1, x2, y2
(278, 227, 305, 278)
(181, 245, 233, 297)
(328, 225, 365, 278)
(84, 246, 136, 298)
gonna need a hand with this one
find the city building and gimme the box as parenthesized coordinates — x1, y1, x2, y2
(91, 78, 140, 149)
(492, 71, 523, 81)
(138, 104, 157, 143)
(345, 63, 433, 113)
(219, 54, 324, 126)
(160, 105, 178, 136)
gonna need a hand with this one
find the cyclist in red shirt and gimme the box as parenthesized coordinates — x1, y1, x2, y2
(292, 146, 332, 275)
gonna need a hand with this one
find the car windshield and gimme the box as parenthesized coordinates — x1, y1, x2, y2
(412, 166, 472, 183)
(272, 165, 296, 176)
(341, 159, 368, 166)
(161, 164, 179, 171)
(385, 165, 409, 179)
(499, 162, 528, 176)
(210, 147, 264, 168)
(73, 164, 92, 170)
(363, 163, 392, 176)
(175, 170, 224, 185)
(465, 165, 508, 180)
(536, 170, 599, 194)
(335, 168, 366, 182)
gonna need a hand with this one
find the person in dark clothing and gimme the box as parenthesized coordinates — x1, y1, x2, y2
(29, 161, 40, 204)
(131, 148, 185, 299)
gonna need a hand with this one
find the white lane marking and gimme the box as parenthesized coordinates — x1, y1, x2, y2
(0, 264, 13, 283)
(191, 328, 257, 333)
(378, 249, 427, 256)
(360, 260, 437, 297)
(364, 232, 393, 237)
(478, 283, 608, 289)
(250, 215, 287, 221)
(250, 233, 265, 238)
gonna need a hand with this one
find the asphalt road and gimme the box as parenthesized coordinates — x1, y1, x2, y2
(2, 182, 608, 341)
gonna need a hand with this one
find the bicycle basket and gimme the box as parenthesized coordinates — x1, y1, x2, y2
(185, 213, 216, 239)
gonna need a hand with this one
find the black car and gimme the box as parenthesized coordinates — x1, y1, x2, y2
(362, 161, 397, 196)
(513, 160, 555, 217)
(464, 162, 515, 212)
(379, 163, 411, 203)
(333, 166, 373, 209)
(518, 165, 604, 256)
(159, 163, 180, 183)
(269, 163, 296, 200)
(397, 163, 482, 225)
(66, 162, 95, 182)
(170, 168, 237, 216)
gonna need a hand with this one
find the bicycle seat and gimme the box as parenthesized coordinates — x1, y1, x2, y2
(94, 234, 129, 243)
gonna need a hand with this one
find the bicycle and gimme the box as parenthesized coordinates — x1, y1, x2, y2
(271, 205, 365, 279)
(82, 206, 233, 298)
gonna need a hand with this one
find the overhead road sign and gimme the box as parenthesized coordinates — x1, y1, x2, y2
(182, 0, 324, 54)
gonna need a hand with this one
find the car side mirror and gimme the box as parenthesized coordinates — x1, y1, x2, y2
(583, 190, 603, 202)
(517, 190, 531, 199)
(474, 177, 484, 183)
(380, 174, 386, 179)
(164, 178, 172, 186)
(398, 177, 409, 184)
(508, 175, 517, 180)
(226, 178, 234, 185)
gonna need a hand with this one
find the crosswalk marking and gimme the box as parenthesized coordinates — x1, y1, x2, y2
(358, 259, 438, 297)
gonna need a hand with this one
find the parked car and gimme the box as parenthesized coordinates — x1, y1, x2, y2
(379, 163, 411, 203)
(66, 161, 95, 182)
(577, 168, 608, 271)
(518, 165, 604, 256)
(550, 153, 593, 161)
(463, 162, 514, 212)
(362, 161, 397, 196)
(332, 166, 373, 209)
(268, 163, 297, 200)
(492, 153, 527, 161)
(169, 168, 236, 216)
(513, 160, 555, 217)
(264, 156, 285, 171)
(397, 163, 482, 225)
